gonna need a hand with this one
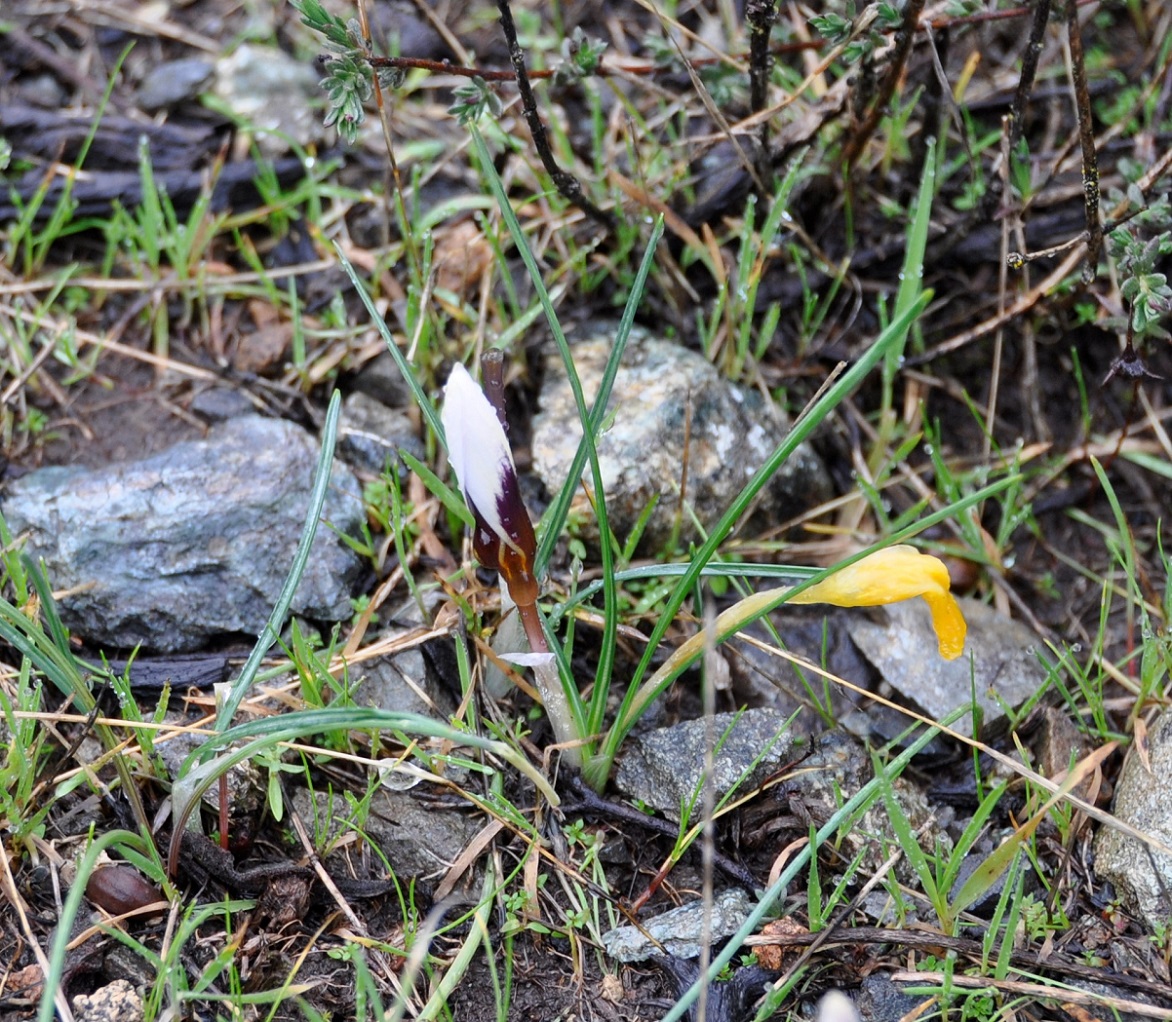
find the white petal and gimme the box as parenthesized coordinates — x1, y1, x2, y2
(499, 651, 557, 667)
(441, 362, 516, 544)
(816, 992, 860, 1022)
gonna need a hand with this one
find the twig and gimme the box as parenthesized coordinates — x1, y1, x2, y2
(891, 972, 1172, 1020)
(1008, 0, 1053, 159)
(979, 0, 1052, 222)
(493, 0, 615, 230)
(750, 926, 1172, 1003)
(746, 0, 779, 115)
(842, 0, 928, 168)
(1065, 0, 1102, 282)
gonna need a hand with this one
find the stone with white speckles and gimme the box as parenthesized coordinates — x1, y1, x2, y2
(531, 326, 829, 552)
(1094, 709, 1172, 932)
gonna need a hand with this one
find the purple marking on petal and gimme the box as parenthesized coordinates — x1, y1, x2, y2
(493, 455, 536, 556)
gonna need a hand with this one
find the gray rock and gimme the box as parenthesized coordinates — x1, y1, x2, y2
(212, 45, 321, 156)
(339, 391, 423, 476)
(846, 597, 1044, 737)
(613, 708, 796, 822)
(531, 328, 829, 552)
(21, 73, 68, 110)
(857, 974, 929, 1022)
(350, 350, 415, 409)
(1094, 709, 1172, 932)
(293, 786, 482, 883)
(351, 638, 453, 719)
(723, 609, 876, 735)
(138, 58, 215, 110)
(71, 980, 143, 1022)
(1024, 705, 1094, 799)
(2, 415, 364, 653)
(602, 887, 756, 963)
(190, 386, 256, 422)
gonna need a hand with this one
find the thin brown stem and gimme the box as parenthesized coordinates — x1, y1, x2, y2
(1065, 0, 1102, 282)
(493, 0, 615, 230)
(1008, 0, 1053, 158)
(842, 0, 929, 169)
(516, 600, 549, 655)
(745, 0, 779, 115)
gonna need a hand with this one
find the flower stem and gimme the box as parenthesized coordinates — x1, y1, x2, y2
(516, 601, 582, 769)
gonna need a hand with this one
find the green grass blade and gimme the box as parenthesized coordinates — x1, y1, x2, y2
(400, 449, 474, 528)
(590, 290, 932, 785)
(661, 714, 962, 1022)
(24, 558, 75, 665)
(187, 705, 559, 807)
(215, 389, 342, 728)
(874, 747, 941, 915)
(533, 215, 666, 576)
(334, 244, 445, 444)
(885, 138, 937, 392)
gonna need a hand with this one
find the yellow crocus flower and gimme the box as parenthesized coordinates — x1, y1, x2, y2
(790, 544, 967, 660)
(619, 544, 968, 740)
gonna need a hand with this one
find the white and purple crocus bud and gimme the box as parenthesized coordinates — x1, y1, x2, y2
(441, 362, 540, 608)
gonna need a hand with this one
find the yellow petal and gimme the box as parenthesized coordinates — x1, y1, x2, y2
(791, 545, 966, 660)
(923, 588, 967, 661)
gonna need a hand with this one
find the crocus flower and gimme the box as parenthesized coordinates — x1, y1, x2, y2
(441, 362, 539, 607)
(442, 362, 583, 765)
(622, 543, 968, 737)
(790, 544, 967, 660)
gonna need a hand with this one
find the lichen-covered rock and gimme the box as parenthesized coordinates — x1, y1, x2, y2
(3, 415, 364, 652)
(531, 327, 828, 552)
(72, 980, 143, 1022)
(1094, 709, 1172, 932)
(613, 708, 796, 822)
(602, 888, 756, 963)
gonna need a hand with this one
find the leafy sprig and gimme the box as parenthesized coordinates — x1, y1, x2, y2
(1107, 162, 1172, 341)
(553, 27, 608, 86)
(292, 0, 374, 144)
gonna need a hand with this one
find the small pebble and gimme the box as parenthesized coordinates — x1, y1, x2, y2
(85, 865, 164, 916)
(138, 58, 215, 111)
